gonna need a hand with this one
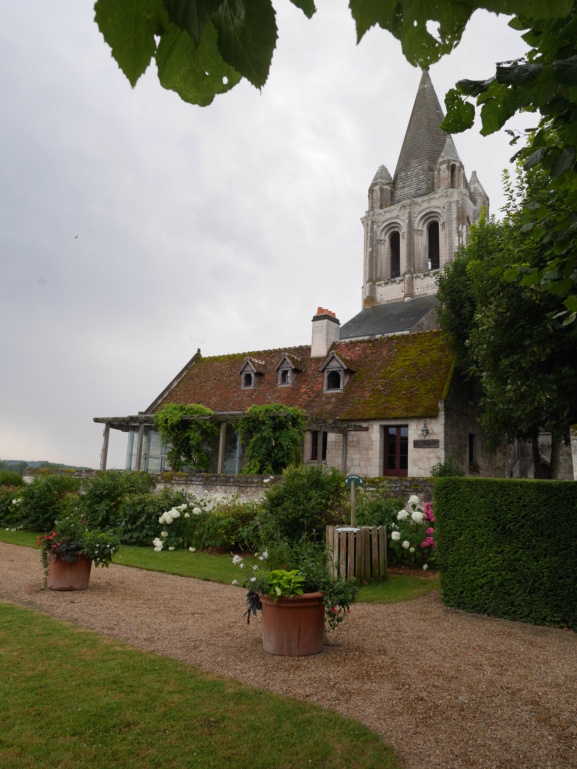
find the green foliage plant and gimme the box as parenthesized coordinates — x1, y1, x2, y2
(0, 470, 25, 488)
(259, 464, 347, 544)
(435, 477, 577, 629)
(236, 403, 307, 475)
(82, 470, 155, 530)
(17, 475, 81, 532)
(234, 537, 358, 632)
(115, 487, 191, 546)
(267, 569, 305, 599)
(355, 487, 404, 528)
(430, 457, 466, 477)
(154, 403, 219, 472)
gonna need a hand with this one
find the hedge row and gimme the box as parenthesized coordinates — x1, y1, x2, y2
(434, 477, 577, 630)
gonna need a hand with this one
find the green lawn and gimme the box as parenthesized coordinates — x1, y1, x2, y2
(0, 602, 402, 769)
(0, 528, 439, 602)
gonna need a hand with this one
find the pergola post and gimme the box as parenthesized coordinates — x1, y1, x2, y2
(100, 423, 110, 471)
(217, 421, 227, 474)
(135, 423, 145, 471)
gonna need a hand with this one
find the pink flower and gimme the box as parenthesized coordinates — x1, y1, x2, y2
(426, 527, 435, 535)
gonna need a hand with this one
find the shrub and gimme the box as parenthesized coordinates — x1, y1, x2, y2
(0, 470, 25, 488)
(82, 471, 154, 530)
(355, 488, 404, 528)
(0, 489, 24, 527)
(116, 488, 191, 546)
(153, 403, 219, 471)
(259, 465, 347, 543)
(151, 497, 262, 553)
(435, 477, 577, 630)
(209, 498, 262, 552)
(430, 457, 465, 477)
(17, 475, 81, 531)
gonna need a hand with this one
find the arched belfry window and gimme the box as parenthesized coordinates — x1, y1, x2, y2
(450, 164, 457, 188)
(390, 231, 400, 278)
(428, 222, 440, 270)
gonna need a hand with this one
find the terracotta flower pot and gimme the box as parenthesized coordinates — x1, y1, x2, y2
(47, 555, 92, 591)
(261, 592, 325, 656)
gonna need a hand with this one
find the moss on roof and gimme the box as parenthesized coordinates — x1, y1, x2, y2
(153, 332, 453, 421)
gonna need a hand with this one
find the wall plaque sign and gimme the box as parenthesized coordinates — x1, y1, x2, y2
(413, 439, 440, 448)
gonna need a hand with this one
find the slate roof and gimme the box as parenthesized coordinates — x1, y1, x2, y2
(392, 70, 459, 204)
(340, 296, 439, 340)
(150, 330, 453, 422)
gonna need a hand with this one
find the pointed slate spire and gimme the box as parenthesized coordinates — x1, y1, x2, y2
(392, 70, 450, 204)
(371, 164, 393, 185)
(437, 136, 461, 164)
(469, 170, 487, 197)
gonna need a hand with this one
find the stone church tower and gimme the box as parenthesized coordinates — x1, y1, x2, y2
(361, 70, 489, 310)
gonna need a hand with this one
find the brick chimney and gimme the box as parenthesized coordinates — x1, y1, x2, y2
(311, 307, 340, 358)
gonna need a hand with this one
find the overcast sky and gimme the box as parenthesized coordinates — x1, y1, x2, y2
(0, 2, 531, 469)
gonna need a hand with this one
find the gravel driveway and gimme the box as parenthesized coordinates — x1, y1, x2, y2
(1, 542, 575, 769)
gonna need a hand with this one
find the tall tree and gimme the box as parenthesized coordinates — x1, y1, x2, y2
(437, 168, 577, 478)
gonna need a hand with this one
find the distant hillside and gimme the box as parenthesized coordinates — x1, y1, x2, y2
(0, 460, 95, 475)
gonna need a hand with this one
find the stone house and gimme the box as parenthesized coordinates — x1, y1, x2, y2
(94, 71, 573, 480)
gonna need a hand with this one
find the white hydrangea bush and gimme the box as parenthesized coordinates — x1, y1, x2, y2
(152, 498, 209, 552)
(388, 495, 437, 570)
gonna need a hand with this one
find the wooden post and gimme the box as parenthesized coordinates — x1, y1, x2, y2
(350, 480, 356, 527)
(99, 423, 110, 471)
(217, 421, 227, 474)
(135, 423, 145, 471)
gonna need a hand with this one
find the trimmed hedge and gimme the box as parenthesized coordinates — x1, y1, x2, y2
(435, 477, 577, 630)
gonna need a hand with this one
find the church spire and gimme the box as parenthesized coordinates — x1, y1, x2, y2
(392, 70, 450, 204)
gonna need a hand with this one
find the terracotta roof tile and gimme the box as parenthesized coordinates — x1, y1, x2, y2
(152, 331, 453, 421)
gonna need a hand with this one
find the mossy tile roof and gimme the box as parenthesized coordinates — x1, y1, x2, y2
(153, 331, 453, 421)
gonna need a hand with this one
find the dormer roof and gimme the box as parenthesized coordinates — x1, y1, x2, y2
(238, 356, 266, 375)
(392, 70, 450, 204)
(318, 350, 356, 374)
(274, 353, 303, 372)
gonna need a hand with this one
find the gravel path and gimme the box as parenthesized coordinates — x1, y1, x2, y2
(1, 542, 576, 769)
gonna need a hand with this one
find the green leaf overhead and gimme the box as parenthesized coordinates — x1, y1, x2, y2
(212, 0, 278, 88)
(288, 0, 316, 20)
(94, 0, 164, 86)
(157, 22, 241, 105)
(164, 0, 223, 44)
(349, 0, 573, 67)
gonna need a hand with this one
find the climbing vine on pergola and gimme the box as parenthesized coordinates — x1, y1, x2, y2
(153, 403, 220, 472)
(236, 403, 307, 475)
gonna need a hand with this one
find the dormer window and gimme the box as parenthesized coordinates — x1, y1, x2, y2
(238, 357, 265, 389)
(319, 351, 354, 393)
(279, 368, 291, 386)
(274, 353, 302, 387)
(326, 370, 342, 390)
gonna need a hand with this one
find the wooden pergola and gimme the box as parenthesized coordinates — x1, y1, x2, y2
(93, 414, 368, 474)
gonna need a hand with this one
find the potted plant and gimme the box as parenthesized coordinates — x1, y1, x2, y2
(233, 539, 358, 656)
(38, 510, 120, 591)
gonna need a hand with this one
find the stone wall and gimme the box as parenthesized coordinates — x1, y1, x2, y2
(153, 472, 279, 505)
